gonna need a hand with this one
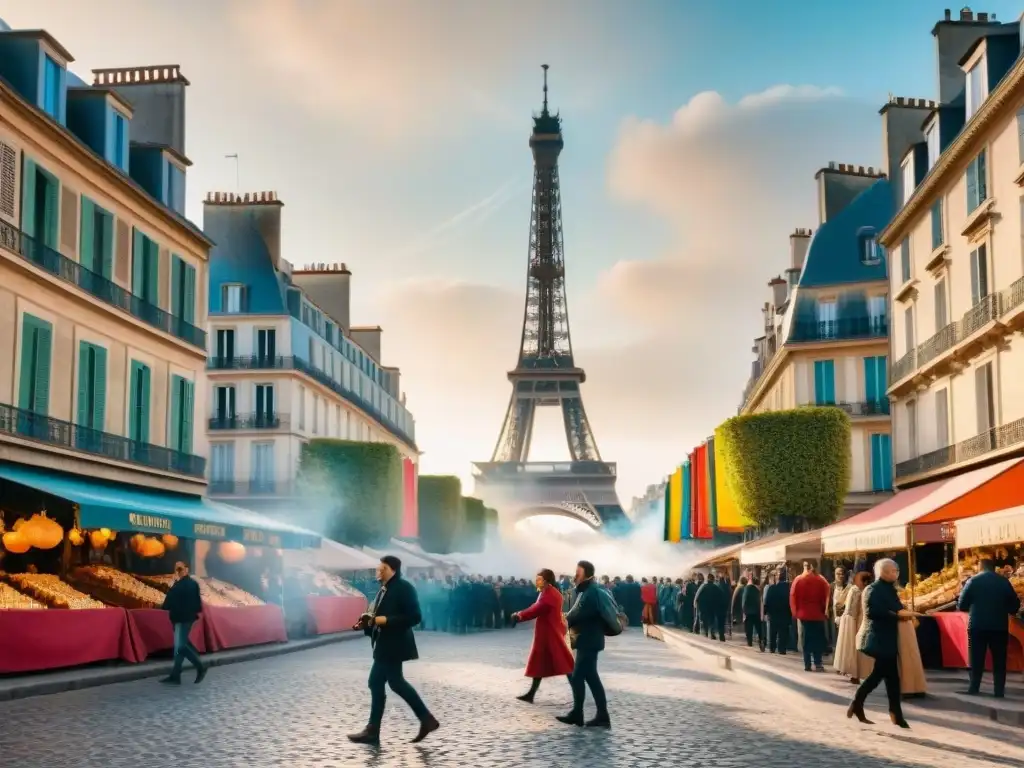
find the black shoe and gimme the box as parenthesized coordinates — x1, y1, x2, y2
(556, 712, 584, 727)
(995, 692, 1006, 699)
(411, 715, 439, 743)
(889, 712, 910, 729)
(195, 667, 207, 685)
(958, 689, 980, 696)
(347, 725, 380, 745)
(516, 692, 535, 704)
(159, 676, 181, 685)
(846, 701, 873, 724)
(585, 714, 611, 728)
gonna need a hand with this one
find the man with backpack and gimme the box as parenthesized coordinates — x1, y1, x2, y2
(558, 559, 619, 729)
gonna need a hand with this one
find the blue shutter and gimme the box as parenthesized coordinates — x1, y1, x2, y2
(881, 434, 893, 490)
(139, 364, 151, 443)
(814, 359, 836, 405)
(76, 341, 90, 427)
(42, 173, 59, 249)
(18, 317, 38, 411)
(79, 197, 95, 272)
(171, 255, 183, 316)
(864, 356, 877, 402)
(169, 375, 182, 451)
(870, 434, 881, 491)
(966, 158, 978, 212)
(100, 210, 114, 279)
(181, 378, 194, 454)
(128, 361, 140, 441)
(146, 240, 159, 305)
(132, 228, 145, 295)
(931, 200, 943, 250)
(93, 345, 107, 432)
(183, 263, 196, 324)
(978, 149, 987, 202)
(32, 318, 52, 415)
(20, 157, 36, 239)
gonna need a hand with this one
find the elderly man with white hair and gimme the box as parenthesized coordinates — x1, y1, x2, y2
(847, 558, 915, 729)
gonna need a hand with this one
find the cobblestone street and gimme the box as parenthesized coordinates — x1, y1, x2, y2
(3, 628, 1024, 767)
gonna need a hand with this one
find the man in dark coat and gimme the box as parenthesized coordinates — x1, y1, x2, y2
(695, 574, 725, 641)
(763, 566, 792, 655)
(348, 555, 439, 746)
(159, 560, 206, 685)
(958, 559, 1022, 698)
(557, 559, 611, 728)
(684, 575, 701, 633)
(741, 577, 764, 650)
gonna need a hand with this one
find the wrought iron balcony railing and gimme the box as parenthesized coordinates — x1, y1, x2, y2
(205, 355, 416, 446)
(0, 219, 206, 349)
(789, 315, 888, 343)
(208, 412, 286, 430)
(0, 401, 205, 478)
(895, 415, 1024, 480)
(831, 400, 890, 417)
(206, 479, 298, 496)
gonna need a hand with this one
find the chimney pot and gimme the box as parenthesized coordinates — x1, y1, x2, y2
(960, 8, 973, 21)
(828, 161, 836, 169)
(944, 8, 952, 20)
(977, 11, 988, 21)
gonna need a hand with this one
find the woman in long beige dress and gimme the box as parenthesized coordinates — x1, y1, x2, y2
(898, 611, 927, 696)
(834, 571, 874, 683)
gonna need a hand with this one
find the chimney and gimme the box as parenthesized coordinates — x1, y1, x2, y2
(960, 7, 974, 21)
(92, 65, 189, 156)
(291, 262, 352, 335)
(814, 164, 885, 224)
(879, 96, 937, 207)
(350, 326, 383, 363)
(789, 228, 812, 272)
(203, 191, 284, 277)
(933, 9, 1008, 106)
(769, 276, 787, 311)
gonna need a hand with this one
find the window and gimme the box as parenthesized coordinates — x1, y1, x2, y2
(128, 361, 151, 443)
(930, 200, 943, 251)
(308, 337, 317, 369)
(21, 159, 60, 249)
(214, 386, 236, 423)
(131, 229, 159, 304)
(870, 434, 892, 492)
(863, 356, 887, 406)
(79, 197, 114, 279)
(312, 394, 319, 435)
(221, 284, 246, 313)
(970, 245, 989, 306)
(215, 329, 235, 363)
(868, 295, 887, 334)
(255, 384, 275, 420)
(334, 405, 341, 437)
(901, 155, 914, 205)
(251, 443, 275, 493)
(42, 55, 63, 121)
(171, 255, 197, 325)
(210, 443, 235, 484)
(906, 400, 918, 458)
(934, 278, 948, 330)
(966, 149, 988, 213)
(904, 306, 915, 355)
(18, 314, 52, 415)
(926, 122, 940, 170)
(976, 362, 996, 435)
(813, 360, 835, 405)
(110, 110, 128, 172)
(75, 341, 108, 435)
(165, 160, 185, 214)
(168, 375, 195, 454)
(298, 385, 306, 430)
(936, 388, 949, 449)
(965, 59, 988, 121)
(816, 300, 837, 339)
(899, 239, 911, 283)
(256, 328, 276, 361)
(858, 229, 881, 264)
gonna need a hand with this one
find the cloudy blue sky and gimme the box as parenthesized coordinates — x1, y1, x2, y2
(6, 0, 1020, 503)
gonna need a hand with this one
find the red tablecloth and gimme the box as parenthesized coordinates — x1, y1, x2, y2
(0, 608, 138, 674)
(931, 611, 1024, 671)
(306, 595, 367, 635)
(202, 604, 287, 652)
(127, 609, 207, 661)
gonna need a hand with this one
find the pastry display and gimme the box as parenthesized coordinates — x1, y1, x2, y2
(0, 580, 46, 609)
(296, 567, 364, 597)
(7, 573, 104, 609)
(898, 562, 963, 613)
(136, 574, 175, 592)
(73, 566, 165, 608)
(203, 578, 264, 607)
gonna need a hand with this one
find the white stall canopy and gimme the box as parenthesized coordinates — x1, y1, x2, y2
(955, 506, 1024, 551)
(740, 529, 822, 566)
(283, 539, 379, 571)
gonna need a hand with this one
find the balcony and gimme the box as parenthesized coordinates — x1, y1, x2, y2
(207, 479, 298, 496)
(0, 219, 206, 350)
(206, 355, 416, 447)
(895, 416, 1024, 481)
(208, 413, 286, 431)
(831, 400, 890, 417)
(789, 315, 888, 343)
(0, 401, 205, 478)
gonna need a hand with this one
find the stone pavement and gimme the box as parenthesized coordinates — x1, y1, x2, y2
(2, 627, 1024, 767)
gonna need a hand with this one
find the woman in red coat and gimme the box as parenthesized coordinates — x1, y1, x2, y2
(512, 568, 575, 703)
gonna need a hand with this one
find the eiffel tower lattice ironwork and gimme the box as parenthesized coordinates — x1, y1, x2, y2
(474, 66, 629, 534)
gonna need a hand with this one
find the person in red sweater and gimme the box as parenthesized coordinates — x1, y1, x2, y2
(790, 561, 831, 672)
(640, 578, 659, 625)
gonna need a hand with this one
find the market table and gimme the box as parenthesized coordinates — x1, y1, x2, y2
(127, 609, 207, 661)
(305, 595, 367, 635)
(0, 608, 138, 673)
(202, 604, 288, 652)
(931, 611, 1024, 671)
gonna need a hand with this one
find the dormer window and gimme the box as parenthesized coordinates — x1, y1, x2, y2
(900, 154, 914, 205)
(164, 157, 185, 214)
(41, 54, 65, 123)
(965, 58, 988, 120)
(109, 109, 129, 171)
(925, 121, 939, 170)
(857, 227, 882, 265)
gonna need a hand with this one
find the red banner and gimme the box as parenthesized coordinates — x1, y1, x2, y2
(400, 457, 419, 538)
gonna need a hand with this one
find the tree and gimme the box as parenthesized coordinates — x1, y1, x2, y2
(456, 497, 487, 553)
(715, 407, 850, 529)
(297, 439, 403, 547)
(417, 475, 463, 554)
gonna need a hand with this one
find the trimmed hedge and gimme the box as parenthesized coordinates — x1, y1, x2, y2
(457, 496, 487, 553)
(417, 475, 463, 554)
(298, 439, 403, 547)
(716, 407, 850, 528)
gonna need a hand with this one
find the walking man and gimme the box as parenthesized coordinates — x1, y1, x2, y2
(348, 555, 440, 746)
(763, 567, 792, 654)
(558, 559, 611, 728)
(791, 561, 830, 672)
(159, 560, 206, 685)
(958, 558, 1021, 698)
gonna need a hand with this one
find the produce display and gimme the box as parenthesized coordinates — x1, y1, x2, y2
(0, 580, 46, 610)
(136, 574, 175, 592)
(899, 562, 961, 613)
(73, 566, 165, 608)
(7, 573, 104, 610)
(205, 578, 264, 607)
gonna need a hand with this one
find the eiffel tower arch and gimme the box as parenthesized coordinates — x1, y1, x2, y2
(473, 67, 630, 536)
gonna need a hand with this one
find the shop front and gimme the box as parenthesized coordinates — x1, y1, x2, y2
(739, 529, 822, 571)
(0, 462, 323, 673)
(281, 540, 375, 636)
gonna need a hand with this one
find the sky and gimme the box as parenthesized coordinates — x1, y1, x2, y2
(6, 0, 1022, 506)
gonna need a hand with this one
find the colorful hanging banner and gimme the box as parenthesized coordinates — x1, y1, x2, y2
(665, 465, 683, 542)
(681, 459, 693, 540)
(712, 426, 753, 530)
(706, 437, 718, 532)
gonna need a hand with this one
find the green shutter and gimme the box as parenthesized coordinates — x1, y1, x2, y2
(128, 360, 140, 440)
(76, 341, 90, 426)
(183, 263, 196, 324)
(863, 357, 877, 402)
(146, 240, 159, 305)
(21, 157, 37, 239)
(32, 318, 52, 415)
(99, 211, 114, 279)
(17, 317, 37, 410)
(169, 374, 182, 451)
(92, 345, 107, 431)
(42, 172, 59, 249)
(132, 228, 145, 295)
(171, 255, 183, 317)
(139, 364, 151, 443)
(79, 197, 96, 272)
(181, 378, 194, 454)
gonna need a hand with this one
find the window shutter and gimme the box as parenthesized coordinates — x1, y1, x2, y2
(970, 250, 980, 305)
(0, 141, 17, 220)
(966, 159, 978, 211)
(139, 364, 151, 443)
(132, 228, 145, 295)
(18, 317, 36, 411)
(870, 434, 880, 491)
(162, 248, 174, 311)
(184, 263, 196, 324)
(114, 219, 130, 284)
(60, 186, 77, 252)
(128, 361, 140, 440)
(978, 149, 987, 201)
(936, 388, 949, 447)
(146, 240, 159, 305)
(978, 245, 988, 298)
(20, 157, 36, 238)
(934, 280, 947, 328)
(880, 435, 892, 490)
(32, 318, 52, 416)
(171, 254, 182, 316)
(100, 211, 114, 279)
(93, 345, 107, 431)
(79, 197, 95, 272)
(169, 375, 182, 451)
(182, 379, 194, 454)
(43, 174, 59, 249)
(863, 357, 876, 402)
(76, 342, 89, 427)
(975, 364, 990, 434)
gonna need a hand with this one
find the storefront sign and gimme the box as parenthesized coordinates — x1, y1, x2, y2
(127, 513, 172, 531)
(193, 523, 227, 539)
(822, 524, 908, 555)
(243, 529, 265, 544)
(956, 509, 1024, 550)
(740, 545, 787, 565)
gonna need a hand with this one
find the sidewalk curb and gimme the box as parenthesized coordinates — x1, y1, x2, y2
(647, 626, 1024, 728)
(0, 631, 361, 703)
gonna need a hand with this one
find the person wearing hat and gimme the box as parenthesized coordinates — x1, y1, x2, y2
(348, 554, 440, 746)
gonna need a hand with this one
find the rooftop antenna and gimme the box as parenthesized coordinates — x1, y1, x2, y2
(225, 153, 239, 190)
(541, 64, 549, 115)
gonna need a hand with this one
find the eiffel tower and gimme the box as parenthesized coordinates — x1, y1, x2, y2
(473, 66, 629, 534)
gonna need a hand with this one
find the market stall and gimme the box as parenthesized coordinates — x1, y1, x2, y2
(739, 530, 822, 568)
(280, 543, 371, 635)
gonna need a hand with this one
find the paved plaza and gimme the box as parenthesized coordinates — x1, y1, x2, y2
(2, 628, 1024, 767)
